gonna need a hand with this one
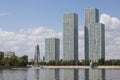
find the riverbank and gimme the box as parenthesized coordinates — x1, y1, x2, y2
(1, 65, 120, 69)
(0, 66, 30, 69)
(41, 66, 120, 69)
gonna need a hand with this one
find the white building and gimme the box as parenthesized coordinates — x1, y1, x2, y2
(4, 52, 15, 58)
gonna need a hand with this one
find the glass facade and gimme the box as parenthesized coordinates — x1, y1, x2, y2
(88, 23, 105, 61)
(45, 38, 60, 62)
(63, 13, 78, 60)
(84, 8, 105, 61)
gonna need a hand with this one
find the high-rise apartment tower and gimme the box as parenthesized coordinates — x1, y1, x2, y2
(45, 38, 60, 62)
(63, 13, 78, 60)
(84, 8, 105, 62)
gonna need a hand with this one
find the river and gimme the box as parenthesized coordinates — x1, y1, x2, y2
(0, 68, 120, 80)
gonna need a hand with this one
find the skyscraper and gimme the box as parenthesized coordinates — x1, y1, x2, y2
(63, 13, 78, 60)
(45, 38, 60, 62)
(84, 8, 105, 62)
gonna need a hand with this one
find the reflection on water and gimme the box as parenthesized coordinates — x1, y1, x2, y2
(0, 69, 28, 80)
(85, 69, 105, 80)
(55, 69, 59, 80)
(0, 70, 3, 80)
(0, 68, 120, 80)
(63, 69, 78, 80)
(45, 69, 59, 80)
(34, 69, 40, 80)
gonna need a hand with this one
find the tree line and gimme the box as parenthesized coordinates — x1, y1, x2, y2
(0, 52, 28, 67)
(28, 59, 120, 66)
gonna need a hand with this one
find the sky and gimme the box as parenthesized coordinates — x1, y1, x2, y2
(0, 0, 120, 60)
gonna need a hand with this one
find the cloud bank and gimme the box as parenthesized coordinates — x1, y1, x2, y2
(100, 14, 120, 59)
(0, 14, 120, 60)
(0, 27, 62, 59)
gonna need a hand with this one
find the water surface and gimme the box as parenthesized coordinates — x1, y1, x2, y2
(0, 68, 120, 80)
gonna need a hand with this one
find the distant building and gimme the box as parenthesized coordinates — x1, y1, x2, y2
(45, 38, 60, 62)
(4, 52, 15, 58)
(84, 8, 105, 62)
(34, 45, 40, 67)
(63, 13, 78, 60)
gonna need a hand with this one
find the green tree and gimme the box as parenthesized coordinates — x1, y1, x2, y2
(8, 56, 18, 66)
(48, 60, 56, 65)
(17, 58, 25, 66)
(20, 55, 28, 66)
(81, 60, 89, 65)
(98, 58, 105, 65)
(17, 55, 28, 66)
(0, 52, 4, 60)
(2, 58, 9, 66)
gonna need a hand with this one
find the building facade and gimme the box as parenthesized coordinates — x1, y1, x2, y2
(4, 52, 15, 58)
(45, 38, 60, 62)
(84, 8, 105, 61)
(63, 13, 78, 60)
(88, 23, 105, 61)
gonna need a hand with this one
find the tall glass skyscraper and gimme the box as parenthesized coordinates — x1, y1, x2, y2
(85, 8, 105, 61)
(45, 38, 60, 62)
(63, 13, 78, 60)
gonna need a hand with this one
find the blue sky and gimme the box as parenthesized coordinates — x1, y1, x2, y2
(0, 0, 120, 32)
(0, 0, 120, 59)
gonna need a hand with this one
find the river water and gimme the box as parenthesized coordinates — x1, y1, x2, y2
(0, 68, 120, 80)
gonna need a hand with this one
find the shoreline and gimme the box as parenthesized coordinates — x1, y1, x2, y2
(0, 66, 30, 69)
(41, 66, 120, 69)
(1, 65, 120, 69)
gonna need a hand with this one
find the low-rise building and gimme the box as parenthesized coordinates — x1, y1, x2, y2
(4, 52, 15, 58)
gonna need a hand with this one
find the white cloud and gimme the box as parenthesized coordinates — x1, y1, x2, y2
(100, 14, 120, 31)
(100, 14, 120, 59)
(0, 27, 62, 59)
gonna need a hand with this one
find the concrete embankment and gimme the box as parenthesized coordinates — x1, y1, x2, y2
(42, 66, 89, 69)
(96, 66, 120, 69)
(42, 66, 120, 69)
